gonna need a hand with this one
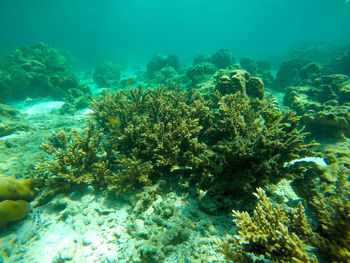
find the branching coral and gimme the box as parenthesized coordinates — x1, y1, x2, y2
(312, 168, 350, 262)
(90, 87, 206, 192)
(221, 188, 318, 263)
(35, 123, 113, 197)
(189, 91, 316, 208)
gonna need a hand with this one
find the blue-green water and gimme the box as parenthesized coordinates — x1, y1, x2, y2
(1, 1, 350, 263)
(1, 0, 350, 66)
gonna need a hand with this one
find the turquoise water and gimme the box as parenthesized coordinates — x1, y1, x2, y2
(1, 1, 350, 263)
(1, 0, 350, 66)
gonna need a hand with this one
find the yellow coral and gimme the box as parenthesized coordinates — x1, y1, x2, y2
(228, 188, 317, 263)
(0, 177, 36, 201)
(0, 200, 30, 226)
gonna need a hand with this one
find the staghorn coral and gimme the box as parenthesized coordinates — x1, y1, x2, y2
(35, 123, 113, 198)
(90, 86, 205, 192)
(220, 188, 318, 263)
(312, 168, 350, 262)
(90, 84, 315, 208)
(37, 72, 314, 208)
(189, 91, 316, 209)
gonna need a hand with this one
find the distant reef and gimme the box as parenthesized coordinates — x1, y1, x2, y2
(0, 42, 90, 103)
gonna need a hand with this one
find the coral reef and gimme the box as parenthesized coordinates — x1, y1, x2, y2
(0, 200, 30, 226)
(87, 84, 314, 209)
(93, 60, 121, 87)
(311, 169, 350, 262)
(240, 56, 274, 88)
(287, 43, 342, 66)
(0, 42, 88, 102)
(211, 48, 235, 69)
(0, 177, 36, 201)
(328, 49, 350, 76)
(193, 53, 212, 65)
(186, 62, 217, 86)
(146, 53, 180, 79)
(273, 58, 320, 91)
(220, 188, 318, 262)
(215, 69, 264, 100)
(284, 74, 350, 139)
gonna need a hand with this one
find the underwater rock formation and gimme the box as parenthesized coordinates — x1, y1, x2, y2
(274, 58, 321, 91)
(284, 74, 350, 139)
(328, 49, 350, 76)
(93, 60, 121, 87)
(0, 42, 88, 102)
(0, 103, 28, 137)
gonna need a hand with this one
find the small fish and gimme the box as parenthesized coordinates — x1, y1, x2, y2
(127, 78, 133, 84)
(108, 116, 121, 127)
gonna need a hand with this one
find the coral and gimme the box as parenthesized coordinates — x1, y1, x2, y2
(220, 188, 318, 262)
(186, 62, 217, 85)
(215, 69, 264, 100)
(328, 49, 350, 76)
(0, 176, 36, 226)
(35, 123, 113, 197)
(152, 66, 181, 85)
(240, 56, 274, 88)
(312, 169, 350, 262)
(284, 74, 350, 139)
(189, 92, 316, 209)
(0, 200, 30, 226)
(146, 54, 180, 78)
(92, 60, 121, 87)
(0, 42, 88, 102)
(274, 58, 314, 91)
(211, 48, 235, 69)
(287, 43, 341, 65)
(193, 53, 212, 65)
(0, 177, 36, 201)
(38, 77, 313, 209)
(90, 87, 204, 193)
